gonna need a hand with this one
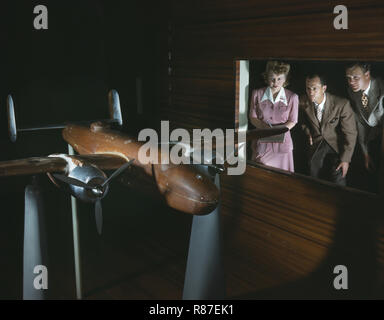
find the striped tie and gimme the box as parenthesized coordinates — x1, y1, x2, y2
(314, 103, 322, 122)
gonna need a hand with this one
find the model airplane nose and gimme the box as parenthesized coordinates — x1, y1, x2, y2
(153, 164, 220, 215)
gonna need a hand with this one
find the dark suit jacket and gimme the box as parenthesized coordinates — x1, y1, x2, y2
(347, 77, 384, 155)
(300, 93, 357, 163)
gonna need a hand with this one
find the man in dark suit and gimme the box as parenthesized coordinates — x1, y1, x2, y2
(345, 62, 384, 192)
(300, 74, 357, 186)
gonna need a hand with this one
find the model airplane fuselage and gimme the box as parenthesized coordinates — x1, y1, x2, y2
(63, 122, 221, 215)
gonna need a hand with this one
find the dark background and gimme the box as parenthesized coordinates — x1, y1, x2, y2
(1, 0, 164, 157)
(0, 1, 186, 299)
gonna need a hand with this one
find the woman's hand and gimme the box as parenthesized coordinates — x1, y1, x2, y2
(284, 121, 296, 130)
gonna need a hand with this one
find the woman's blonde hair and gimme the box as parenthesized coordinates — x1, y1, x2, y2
(262, 61, 291, 87)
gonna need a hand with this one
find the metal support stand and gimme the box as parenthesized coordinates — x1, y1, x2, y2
(182, 165, 225, 300)
(23, 176, 48, 300)
(68, 144, 82, 299)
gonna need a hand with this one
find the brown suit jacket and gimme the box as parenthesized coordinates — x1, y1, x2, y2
(300, 93, 357, 163)
(347, 77, 384, 155)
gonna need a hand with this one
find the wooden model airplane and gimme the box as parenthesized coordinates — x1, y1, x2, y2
(0, 90, 221, 235)
(0, 90, 288, 232)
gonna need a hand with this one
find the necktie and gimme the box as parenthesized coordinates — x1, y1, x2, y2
(361, 93, 369, 108)
(314, 103, 322, 122)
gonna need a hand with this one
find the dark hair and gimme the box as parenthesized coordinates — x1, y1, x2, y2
(345, 62, 371, 73)
(305, 73, 327, 86)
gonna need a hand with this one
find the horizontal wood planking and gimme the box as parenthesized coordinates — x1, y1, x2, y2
(222, 164, 379, 244)
(160, 101, 234, 125)
(171, 58, 235, 80)
(222, 217, 329, 296)
(172, 7, 384, 60)
(220, 164, 383, 296)
(169, 77, 234, 98)
(159, 77, 236, 129)
(158, 106, 234, 131)
(170, 0, 383, 25)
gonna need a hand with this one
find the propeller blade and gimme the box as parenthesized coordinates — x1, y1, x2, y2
(101, 159, 134, 187)
(95, 199, 103, 235)
(52, 173, 93, 189)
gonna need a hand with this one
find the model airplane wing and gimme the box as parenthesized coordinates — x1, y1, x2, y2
(0, 153, 133, 236)
(0, 154, 127, 177)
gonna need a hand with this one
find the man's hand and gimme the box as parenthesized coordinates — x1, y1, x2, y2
(336, 161, 349, 178)
(364, 153, 375, 172)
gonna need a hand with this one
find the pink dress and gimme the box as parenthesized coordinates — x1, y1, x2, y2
(249, 87, 299, 172)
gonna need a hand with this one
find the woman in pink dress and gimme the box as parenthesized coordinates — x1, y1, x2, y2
(249, 61, 299, 172)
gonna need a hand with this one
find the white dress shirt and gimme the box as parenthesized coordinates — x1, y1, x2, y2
(363, 80, 371, 96)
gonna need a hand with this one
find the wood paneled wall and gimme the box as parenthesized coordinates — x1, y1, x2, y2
(156, 0, 384, 298)
(222, 165, 383, 298)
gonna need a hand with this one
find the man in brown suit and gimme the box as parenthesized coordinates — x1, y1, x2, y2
(345, 62, 384, 192)
(300, 74, 357, 186)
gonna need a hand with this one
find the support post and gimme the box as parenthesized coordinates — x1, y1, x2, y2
(182, 166, 225, 300)
(23, 176, 48, 299)
(68, 144, 82, 299)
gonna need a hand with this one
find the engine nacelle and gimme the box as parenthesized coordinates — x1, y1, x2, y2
(67, 165, 109, 203)
(47, 154, 110, 203)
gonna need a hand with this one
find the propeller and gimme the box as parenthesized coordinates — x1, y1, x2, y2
(52, 174, 94, 189)
(100, 160, 134, 188)
(53, 159, 134, 235)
